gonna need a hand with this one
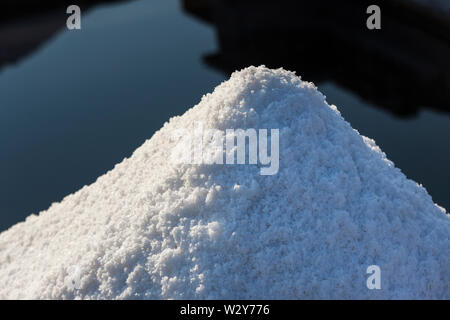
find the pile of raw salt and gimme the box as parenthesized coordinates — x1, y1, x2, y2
(0, 66, 448, 299)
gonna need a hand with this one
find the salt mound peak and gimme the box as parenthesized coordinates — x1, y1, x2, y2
(0, 66, 448, 299)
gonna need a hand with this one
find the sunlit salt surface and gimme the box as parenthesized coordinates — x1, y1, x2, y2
(0, 66, 448, 299)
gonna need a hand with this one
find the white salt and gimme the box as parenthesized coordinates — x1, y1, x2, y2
(0, 66, 448, 299)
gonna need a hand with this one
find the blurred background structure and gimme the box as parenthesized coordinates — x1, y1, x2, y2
(183, 0, 450, 116)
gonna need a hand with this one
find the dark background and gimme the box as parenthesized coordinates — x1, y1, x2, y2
(0, 0, 449, 231)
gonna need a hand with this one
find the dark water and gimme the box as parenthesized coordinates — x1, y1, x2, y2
(0, 0, 449, 231)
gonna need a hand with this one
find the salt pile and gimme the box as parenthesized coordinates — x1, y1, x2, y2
(0, 66, 448, 299)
